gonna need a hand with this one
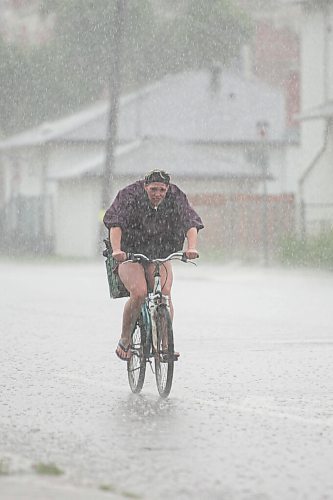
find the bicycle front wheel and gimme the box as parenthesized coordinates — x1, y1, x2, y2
(154, 305, 174, 398)
(127, 313, 147, 394)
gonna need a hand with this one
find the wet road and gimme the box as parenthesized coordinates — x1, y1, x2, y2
(1, 259, 333, 499)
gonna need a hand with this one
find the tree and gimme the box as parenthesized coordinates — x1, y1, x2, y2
(0, 0, 252, 135)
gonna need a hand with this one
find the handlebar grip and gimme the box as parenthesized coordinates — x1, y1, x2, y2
(181, 252, 199, 262)
(126, 253, 138, 262)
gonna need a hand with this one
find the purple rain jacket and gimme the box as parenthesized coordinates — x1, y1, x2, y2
(103, 180, 204, 259)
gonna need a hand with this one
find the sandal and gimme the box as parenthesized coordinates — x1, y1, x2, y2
(115, 340, 131, 361)
(160, 350, 180, 362)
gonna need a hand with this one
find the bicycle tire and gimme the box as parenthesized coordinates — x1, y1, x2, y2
(127, 311, 147, 393)
(154, 305, 174, 398)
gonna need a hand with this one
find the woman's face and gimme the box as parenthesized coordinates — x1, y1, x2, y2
(144, 182, 169, 207)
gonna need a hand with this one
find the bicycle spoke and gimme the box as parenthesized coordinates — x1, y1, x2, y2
(127, 312, 147, 393)
(154, 306, 174, 398)
(122, 253, 190, 397)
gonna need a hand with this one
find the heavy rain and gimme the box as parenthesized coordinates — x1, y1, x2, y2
(1, 1, 333, 499)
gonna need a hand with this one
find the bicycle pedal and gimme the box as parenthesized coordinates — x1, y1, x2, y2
(161, 353, 179, 362)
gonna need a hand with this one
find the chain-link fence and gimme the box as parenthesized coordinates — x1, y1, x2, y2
(1, 194, 54, 254)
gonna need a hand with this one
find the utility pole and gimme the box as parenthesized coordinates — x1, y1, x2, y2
(257, 121, 269, 266)
(261, 149, 269, 266)
(102, 0, 126, 210)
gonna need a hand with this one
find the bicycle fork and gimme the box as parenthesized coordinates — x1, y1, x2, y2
(148, 294, 170, 353)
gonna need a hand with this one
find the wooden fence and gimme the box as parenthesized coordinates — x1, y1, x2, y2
(189, 193, 295, 259)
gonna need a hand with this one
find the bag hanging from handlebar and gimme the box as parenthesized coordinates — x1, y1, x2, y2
(103, 240, 130, 299)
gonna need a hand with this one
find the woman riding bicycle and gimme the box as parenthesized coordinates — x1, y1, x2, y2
(103, 169, 204, 361)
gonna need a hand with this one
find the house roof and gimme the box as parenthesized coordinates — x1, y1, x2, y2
(0, 101, 108, 150)
(280, 0, 330, 6)
(278, 0, 312, 4)
(235, 0, 305, 10)
(65, 70, 287, 145)
(48, 140, 142, 179)
(298, 101, 333, 121)
(0, 69, 287, 151)
(48, 137, 269, 181)
(278, 0, 306, 3)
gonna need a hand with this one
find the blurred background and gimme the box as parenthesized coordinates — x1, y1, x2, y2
(0, 0, 332, 267)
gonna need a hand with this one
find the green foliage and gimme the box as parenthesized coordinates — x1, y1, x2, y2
(99, 483, 142, 498)
(33, 461, 64, 475)
(177, 0, 252, 68)
(278, 231, 333, 270)
(0, 40, 28, 134)
(0, 38, 89, 135)
(0, 0, 252, 135)
(0, 457, 10, 475)
(99, 484, 116, 492)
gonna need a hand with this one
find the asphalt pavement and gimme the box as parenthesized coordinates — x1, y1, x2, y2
(1, 258, 333, 500)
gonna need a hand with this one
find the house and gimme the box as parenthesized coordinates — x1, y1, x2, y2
(0, 68, 294, 258)
(0, 0, 54, 46)
(236, 0, 301, 130)
(284, 0, 333, 236)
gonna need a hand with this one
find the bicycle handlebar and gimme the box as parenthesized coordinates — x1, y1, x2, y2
(125, 251, 198, 264)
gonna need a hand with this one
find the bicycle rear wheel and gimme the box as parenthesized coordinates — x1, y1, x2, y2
(127, 312, 147, 393)
(154, 305, 174, 398)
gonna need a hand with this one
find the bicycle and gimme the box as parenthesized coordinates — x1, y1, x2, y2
(124, 251, 196, 398)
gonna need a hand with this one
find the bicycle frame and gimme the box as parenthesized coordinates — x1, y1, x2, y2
(126, 252, 186, 359)
(125, 251, 197, 397)
(149, 261, 170, 354)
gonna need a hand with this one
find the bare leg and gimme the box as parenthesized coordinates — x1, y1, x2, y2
(118, 262, 147, 348)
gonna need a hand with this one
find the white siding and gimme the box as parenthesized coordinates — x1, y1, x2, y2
(328, 7, 333, 101)
(303, 124, 333, 233)
(0, 148, 44, 200)
(47, 143, 101, 170)
(301, 8, 326, 108)
(298, 4, 333, 233)
(55, 177, 101, 258)
(299, 7, 327, 181)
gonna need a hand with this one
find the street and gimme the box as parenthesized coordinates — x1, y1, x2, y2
(1, 258, 333, 500)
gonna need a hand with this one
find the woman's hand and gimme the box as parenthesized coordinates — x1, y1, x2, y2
(185, 228, 199, 259)
(112, 250, 127, 262)
(185, 248, 199, 259)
